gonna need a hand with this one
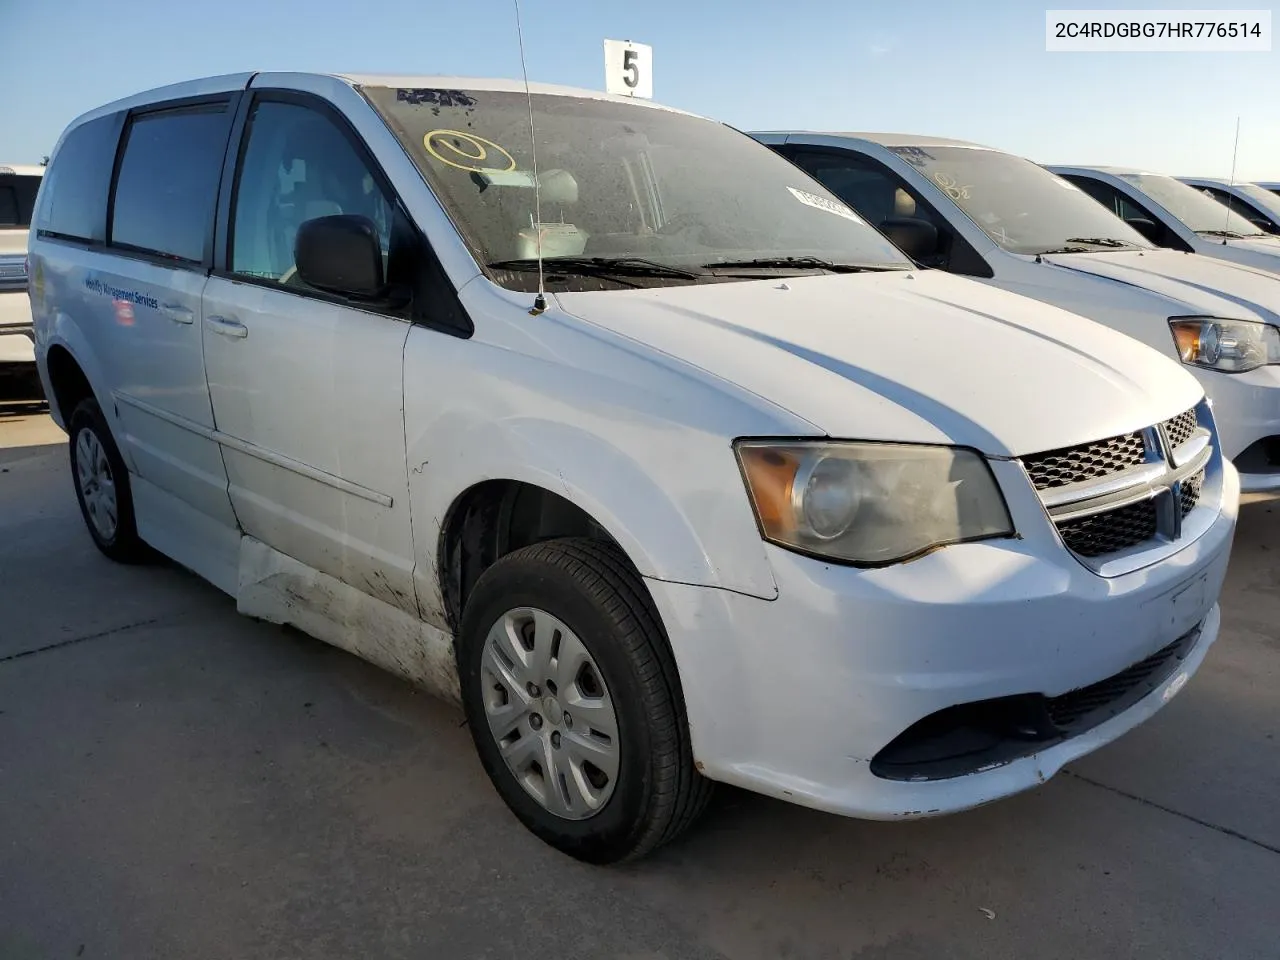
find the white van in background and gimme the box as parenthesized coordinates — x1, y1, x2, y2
(1177, 177, 1280, 235)
(756, 133, 1280, 492)
(1049, 165, 1280, 274)
(0, 163, 44, 383)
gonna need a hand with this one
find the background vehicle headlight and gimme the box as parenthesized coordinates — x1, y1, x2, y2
(735, 440, 1014, 565)
(1169, 317, 1280, 373)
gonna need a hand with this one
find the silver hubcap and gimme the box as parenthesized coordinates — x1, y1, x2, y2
(481, 607, 620, 820)
(75, 428, 118, 541)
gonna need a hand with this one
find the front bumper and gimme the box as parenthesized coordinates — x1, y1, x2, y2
(1193, 365, 1280, 492)
(647, 463, 1238, 820)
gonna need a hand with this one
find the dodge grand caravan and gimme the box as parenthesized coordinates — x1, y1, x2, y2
(32, 73, 1237, 863)
(757, 133, 1280, 493)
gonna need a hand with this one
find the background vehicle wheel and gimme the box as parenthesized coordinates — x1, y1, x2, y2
(68, 397, 150, 564)
(458, 537, 712, 863)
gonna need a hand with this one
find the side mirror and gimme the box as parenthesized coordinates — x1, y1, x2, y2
(879, 216, 939, 260)
(1124, 217, 1164, 245)
(295, 214, 385, 299)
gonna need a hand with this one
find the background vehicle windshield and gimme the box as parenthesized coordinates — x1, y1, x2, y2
(363, 87, 911, 291)
(0, 172, 42, 228)
(1121, 173, 1267, 236)
(887, 145, 1152, 255)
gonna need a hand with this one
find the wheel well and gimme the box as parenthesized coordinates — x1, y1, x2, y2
(439, 481, 624, 630)
(45, 346, 95, 425)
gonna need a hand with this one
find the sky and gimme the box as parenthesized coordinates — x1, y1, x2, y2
(2, 0, 1277, 180)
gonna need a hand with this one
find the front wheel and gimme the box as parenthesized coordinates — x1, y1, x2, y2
(458, 538, 711, 863)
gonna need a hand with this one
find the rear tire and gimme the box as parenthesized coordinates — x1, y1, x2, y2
(68, 397, 150, 564)
(458, 537, 712, 863)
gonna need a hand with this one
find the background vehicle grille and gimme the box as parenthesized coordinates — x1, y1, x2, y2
(1056, 497, 1158, 557)
(1021, 431, 1145, 490)
(1163, 409, 1198, 450)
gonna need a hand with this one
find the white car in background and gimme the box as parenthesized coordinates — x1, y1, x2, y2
(1048, 165, 1280, 275)
(755, 133, 1280, 491)
(1257, 182, 1280, 197)
(1177, 177, 1280, 235)
(0, 163, 44, 381)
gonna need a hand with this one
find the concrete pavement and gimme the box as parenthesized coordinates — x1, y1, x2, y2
(2, 402, 1278, 960)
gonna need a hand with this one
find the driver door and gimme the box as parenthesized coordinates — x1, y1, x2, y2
(200, 92, 417, 614)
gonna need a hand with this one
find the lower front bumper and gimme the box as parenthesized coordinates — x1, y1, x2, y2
(648, 473, 1236, 820)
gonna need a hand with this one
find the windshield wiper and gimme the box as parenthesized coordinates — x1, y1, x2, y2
(1196, 229, 1252, 240)
(1034, 246, 1090, 256)
(701, 256, 907, 273)
(487, 256, 705, 280)
(1063, 237, 1137, 248)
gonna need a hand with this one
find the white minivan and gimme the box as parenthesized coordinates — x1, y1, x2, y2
(32, 73, 1236, 863)
(1048, 165, 1280, 274)
(1, 163, 44, 381)
(756, 133, 1280, 492)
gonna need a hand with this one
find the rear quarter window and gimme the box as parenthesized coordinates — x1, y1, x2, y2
(36, 115, 121, 242)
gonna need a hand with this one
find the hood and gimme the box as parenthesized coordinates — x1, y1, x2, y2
(1218, 235, 1280, 274)
(1041, 248, 1280, 322)
(555, 270, 1201, 457)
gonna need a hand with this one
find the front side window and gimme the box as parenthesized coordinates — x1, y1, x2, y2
(111, 105, 230, 262)
(1120, 173, 1267, 237)
(885, 145, 1153, 255)
(361, 86, 911, 292)
(1200, 184, 1280, 232)
(230, 100, 394, 288)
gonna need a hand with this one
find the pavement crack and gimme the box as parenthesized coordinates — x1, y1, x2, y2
(0, 616, 166, 664)
(1066, 769, 1280, 856)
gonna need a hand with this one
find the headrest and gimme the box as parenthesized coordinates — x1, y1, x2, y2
(893, 188, 917, 217)
(539, 169, 578, 205)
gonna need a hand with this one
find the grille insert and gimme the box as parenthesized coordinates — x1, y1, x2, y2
(1057, 497, 1158, 557)
(1180, 469, 1205, 518)
(1163, 409, 1198, 451)
(1021, 432, 1145, 490)
(1047, 630, 1193, 729)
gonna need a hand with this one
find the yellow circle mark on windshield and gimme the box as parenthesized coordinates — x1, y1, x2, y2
(424, 129, 516, 172)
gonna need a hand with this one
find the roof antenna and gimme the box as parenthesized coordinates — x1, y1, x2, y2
(1222, 115, 1242, 244)
(513, 0, 546, 315)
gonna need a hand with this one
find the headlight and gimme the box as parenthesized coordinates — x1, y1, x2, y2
(734, 440, 1014, 565)
(1169, 317, 1280, 373)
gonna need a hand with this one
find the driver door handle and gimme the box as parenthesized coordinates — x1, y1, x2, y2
(161, 303, 194, 324)
(205, 315, 248, 339)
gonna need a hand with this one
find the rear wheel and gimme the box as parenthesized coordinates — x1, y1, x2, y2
(458, 537, 711, 863)
(68, 397, 149, 563)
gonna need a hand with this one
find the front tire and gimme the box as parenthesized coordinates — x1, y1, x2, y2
(68, 397, 149, 564)
(458, 538, 711, 863)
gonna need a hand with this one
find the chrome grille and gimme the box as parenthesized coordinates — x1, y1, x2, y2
(1021, 432, 1145, 490)
(1163, 409, 1198, 451)
(1057, 498, 1158, 558)
(1023, 405, 1213, 565)
(1180, 469, 1205, 518)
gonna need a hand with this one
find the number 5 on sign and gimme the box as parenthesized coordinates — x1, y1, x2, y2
(604, 39, 653, 98)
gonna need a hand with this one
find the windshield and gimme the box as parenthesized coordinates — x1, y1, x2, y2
(1222, 183, 1280, 225)
(0, 173, 42, 228)
(362, 86, 911, 292)
(885, 145, 1152, 255)
(1120, 173, 1267, 236)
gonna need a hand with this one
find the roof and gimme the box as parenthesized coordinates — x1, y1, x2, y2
(0, 164, 45, 177)
(1048, 164, 1148, 176)
(757, 131, 992, 150)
